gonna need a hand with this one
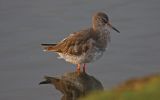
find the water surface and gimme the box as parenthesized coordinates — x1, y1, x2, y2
(0, 0, 160, 100)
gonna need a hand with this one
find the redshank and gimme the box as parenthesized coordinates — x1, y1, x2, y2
(41, 12, 120, 73)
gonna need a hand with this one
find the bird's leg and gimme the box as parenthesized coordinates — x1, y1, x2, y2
(77, 64, 81, 74)
(82, 64, 86, 73)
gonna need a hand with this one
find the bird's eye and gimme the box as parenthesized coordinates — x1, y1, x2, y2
(101, 18, 107, 23)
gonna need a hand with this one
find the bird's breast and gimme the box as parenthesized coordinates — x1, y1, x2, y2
(95, 31, 110, 49)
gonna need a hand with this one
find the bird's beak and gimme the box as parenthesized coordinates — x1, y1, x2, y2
(107, 22, 120, 33)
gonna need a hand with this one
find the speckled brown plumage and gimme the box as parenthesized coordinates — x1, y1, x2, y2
(41, 12, 120, 73)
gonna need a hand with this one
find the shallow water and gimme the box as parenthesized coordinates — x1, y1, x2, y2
(0, 0, 160, 100)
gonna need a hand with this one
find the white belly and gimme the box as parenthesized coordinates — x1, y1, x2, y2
(57, 48, 105, 64)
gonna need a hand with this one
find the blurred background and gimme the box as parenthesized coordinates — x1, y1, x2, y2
(0, 0, 160, 100)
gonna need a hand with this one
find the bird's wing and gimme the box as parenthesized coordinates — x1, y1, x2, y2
(51, 28, 96, 56)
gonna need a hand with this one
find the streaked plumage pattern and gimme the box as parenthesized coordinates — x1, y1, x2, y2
(41, 12, 120, 73)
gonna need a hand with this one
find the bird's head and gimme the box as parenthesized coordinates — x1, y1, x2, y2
(92, 12, 120, 33)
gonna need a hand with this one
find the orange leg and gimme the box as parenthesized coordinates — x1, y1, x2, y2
(77, 64, 81, 73)
(83, 64, 86, 73)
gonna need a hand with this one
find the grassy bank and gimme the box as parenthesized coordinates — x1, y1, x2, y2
(80, 74, 160, 100)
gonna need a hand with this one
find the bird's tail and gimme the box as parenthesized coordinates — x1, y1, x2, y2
(41, 43, 57, 52)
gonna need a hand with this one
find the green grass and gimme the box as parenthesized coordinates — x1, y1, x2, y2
(80, 74, 160, 100)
